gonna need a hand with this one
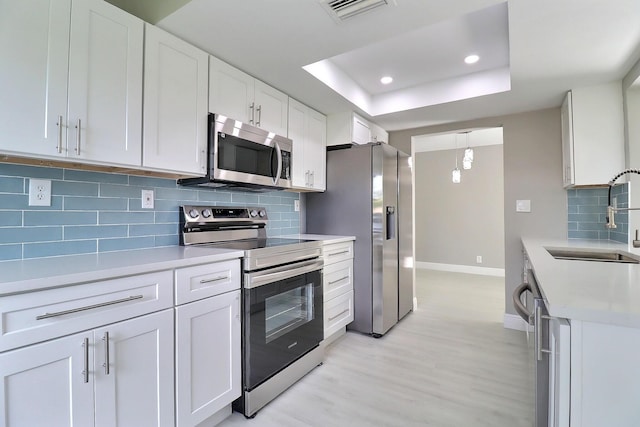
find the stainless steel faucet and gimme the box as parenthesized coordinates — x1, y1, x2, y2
(605, 169, 640, 229)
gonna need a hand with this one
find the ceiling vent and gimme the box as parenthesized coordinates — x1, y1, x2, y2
(322, 0, 395, 22)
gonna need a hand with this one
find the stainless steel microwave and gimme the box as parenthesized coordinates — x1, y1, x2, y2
(178, 113, 292, 191)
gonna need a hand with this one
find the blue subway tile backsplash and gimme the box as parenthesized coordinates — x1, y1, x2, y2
(0, 164, 300, 261)
(567, 183, 628, 243)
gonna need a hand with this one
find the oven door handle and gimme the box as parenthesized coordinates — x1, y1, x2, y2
(245, 259, 323, 289)
(513, 282, 533, 324)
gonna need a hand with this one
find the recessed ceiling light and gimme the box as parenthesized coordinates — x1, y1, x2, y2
(464, 54, 480, 64)
(380, 76, 393, 85)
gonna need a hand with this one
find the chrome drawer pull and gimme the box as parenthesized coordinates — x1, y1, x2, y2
(199, 275, 228, 284)
(328, 276, 349, 285)
(36, 295, 144, 320)
(328, 250, 349, 257)
(56, 115, 63, 153)
(103, 332, 110, 375)
(328, 308, 350, 322)
(82, 337, 89, 383)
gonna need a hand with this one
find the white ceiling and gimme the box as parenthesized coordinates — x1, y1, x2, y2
(158, 0, 640, 132)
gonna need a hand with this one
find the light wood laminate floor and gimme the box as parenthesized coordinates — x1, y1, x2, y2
(219, 269, 534, 427)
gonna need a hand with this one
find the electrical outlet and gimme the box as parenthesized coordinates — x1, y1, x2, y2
(28, 179, 51, 206)
(476, 255, 483, 264)
(141, 189, 154, 209)
(294, 199, 300, 212)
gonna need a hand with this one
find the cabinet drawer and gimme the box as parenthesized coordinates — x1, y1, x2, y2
(324, 290, 354, 339)
(323, 241, 353, 265)
(175, 259, 241, 305)
(0, 271, 173, 352)
(323, 259, 353, 301)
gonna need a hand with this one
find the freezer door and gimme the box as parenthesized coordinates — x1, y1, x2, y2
(373, 144, 399, 335)
(398, 151, 414, 319)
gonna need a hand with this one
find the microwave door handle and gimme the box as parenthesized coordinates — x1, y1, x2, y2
(273, 142, 282, 185)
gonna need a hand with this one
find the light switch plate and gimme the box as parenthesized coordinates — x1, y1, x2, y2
(516, 199, 531, 213)
(294, 199, 300, 212)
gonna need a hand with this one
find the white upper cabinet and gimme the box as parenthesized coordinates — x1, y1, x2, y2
(327, 111, 387, 146)
(561, 82, 625, 187)
(0, 0, 143, 167)
(143, 24, 208, 176)
(0, 0, 71, 158)
(209, 56, 289, 136)
(288, 98, 326, 191)
(67, 0, 143, 166)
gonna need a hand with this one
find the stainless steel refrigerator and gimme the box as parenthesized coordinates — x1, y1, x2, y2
(306, 143, 413, 336)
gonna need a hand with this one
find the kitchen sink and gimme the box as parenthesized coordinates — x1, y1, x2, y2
(546, 248, 640, 264)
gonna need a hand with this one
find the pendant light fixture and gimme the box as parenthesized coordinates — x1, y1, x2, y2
(452, 134, 461, 183)
(463, 131, 474, 170)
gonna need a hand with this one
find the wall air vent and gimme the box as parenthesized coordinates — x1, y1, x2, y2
(322, 0, 394, 22)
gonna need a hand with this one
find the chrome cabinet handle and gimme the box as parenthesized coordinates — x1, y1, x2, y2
(329, 308, 350, 322)
(36, 295, 143, 320)
(56, 115, 63, 153)
(273, 142, 282, 185)
(102, 332, 110, 375)
(256, 105, 262, 126)
(535, 305, 552, 361)
(310, 170, 314, 187)
(305, 171, 309, 186)
(82, 338, 89, 383)
(328, 276, 349, 285)
(249, 102, 255, 124)
(200, 275, 229, 284)
(328, 250, 349, 257)
(75, 119, 81, 155)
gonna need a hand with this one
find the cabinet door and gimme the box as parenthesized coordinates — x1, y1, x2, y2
(0, 332, 94, 427)
(254, 80, 289, 137)
(209, 56, 254, 124)
(0, 0, 70, 158)
(143, 24, 208, 176)
(67, 0, 143, 166)
(306, 108, 327, 191)
(94, 309, 174, 427)
(288, 98, 308, 188)
(175, 290, 241, 427)
(352, 114, 371, 145)
(548, 317, 570, 427)
(560, 92, 574, 187)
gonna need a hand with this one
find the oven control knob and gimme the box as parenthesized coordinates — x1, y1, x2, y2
(258, 210, 266, 218)
(188, 209, 199, 219)
(201, 209, 212, 218)
(250, 209, 258, 217)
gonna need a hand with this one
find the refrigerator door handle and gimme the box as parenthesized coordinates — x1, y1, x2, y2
(385, 206, 396, 240)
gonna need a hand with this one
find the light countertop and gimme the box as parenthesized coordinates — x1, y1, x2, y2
(0, 246, 244, 296)
(279, 234, 355, 244)
(522, 237, 640, 328)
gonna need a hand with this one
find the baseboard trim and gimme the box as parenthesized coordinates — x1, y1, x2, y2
(416, 262, 505, 277)
(503, 313, 532, 331)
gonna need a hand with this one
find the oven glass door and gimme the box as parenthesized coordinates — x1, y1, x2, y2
(244, 268, 322, 390)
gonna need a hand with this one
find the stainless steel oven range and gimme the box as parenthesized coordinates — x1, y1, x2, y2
(180, 205, 324, 418)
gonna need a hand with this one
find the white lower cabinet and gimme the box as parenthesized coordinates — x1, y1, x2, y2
(0, 309, 174, 427)
(322, 240, 355, 341)
(94, 310, 175, 427)
(0, 332, 94, 427)
(174, 261, 241, 427)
